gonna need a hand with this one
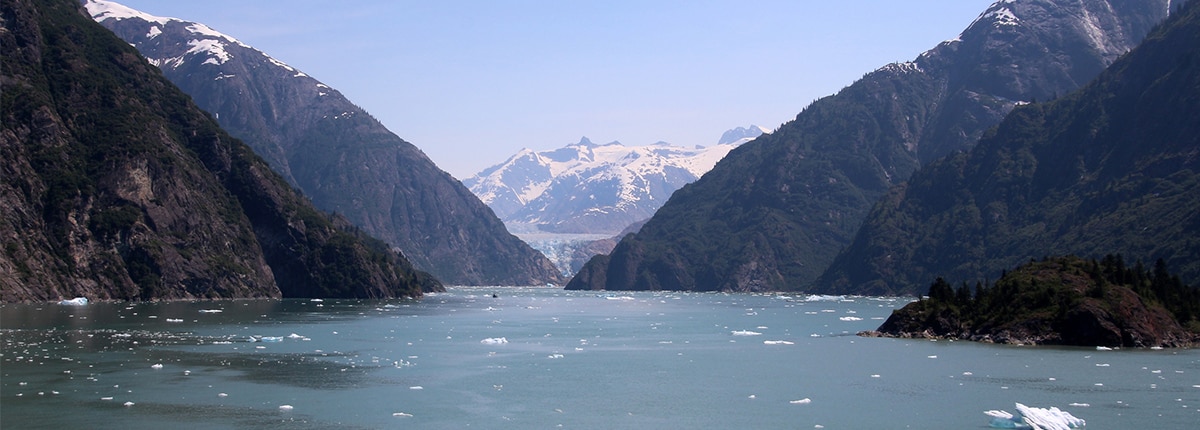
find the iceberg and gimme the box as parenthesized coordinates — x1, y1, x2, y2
(986, 403, 1085, 429)
(731, 330, 762, 336)
(59, 297, 88, 306)
(480, 337, 509, 345)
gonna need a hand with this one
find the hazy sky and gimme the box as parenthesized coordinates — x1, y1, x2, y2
(111, 1, 994, 179)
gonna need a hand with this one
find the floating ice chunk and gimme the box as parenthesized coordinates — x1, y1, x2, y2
(605, 296, 635, 301)
(790, 398, 812, 404)
(839, 316, 863, 321)
(409, 386, 423, 390)
(731, 330, 762, 336)
(286, 333, 304, 339)
(1095, 346, 1113, 351)
(260, 336, 283, 342)
(548, 353, 565, 359)
(393, 412, 413, 417)
(480, 337, 509, 345)
(124, 401, 135, 407)
(279, 405, 294, 411)
(59, 297, 88, 306)
(165, 318, 183, 323)
(101, 396, 113, 400)
(198, 309, 222, 313)
(763, 340, 794, 345)
(985, 403, 1085, 429)
(218, 393, 228, 397)
(1068, 403, 1089, 407)
(151, 363, 163, 369)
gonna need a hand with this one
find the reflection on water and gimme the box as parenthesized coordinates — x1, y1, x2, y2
(3, 287, 1199, 429)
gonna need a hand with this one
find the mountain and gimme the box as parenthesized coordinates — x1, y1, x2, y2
(566, 0, 1172, 292)
(466, 127, 763, 235)
(1, 0, 438, 302)
(85, 0, 563, 286)
(864, 256, 1200, 348)
(816, 0, 1200, 296)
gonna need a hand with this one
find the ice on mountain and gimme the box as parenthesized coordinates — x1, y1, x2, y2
(985, 403, 1085, 429)
(59, 297, 88, 306)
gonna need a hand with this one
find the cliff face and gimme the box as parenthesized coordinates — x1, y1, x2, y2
(0, 0, 438, 302)
(567, 0, 1172, 292)
(87, 0, 563, 286)
(817, 0, 1200, 295)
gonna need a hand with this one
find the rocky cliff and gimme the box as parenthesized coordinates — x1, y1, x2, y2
(86, 0, 562, 286)
(567, 0, 1172, 292)
(817, 0, 1200, 295)
(1, 0, 439, 302)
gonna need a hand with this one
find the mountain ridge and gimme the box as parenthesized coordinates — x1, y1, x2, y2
(86, 0, 564, 286)
(567, 0, 1172, 292)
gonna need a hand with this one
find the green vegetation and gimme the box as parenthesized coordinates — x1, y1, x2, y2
(882, 255, 1200, 346)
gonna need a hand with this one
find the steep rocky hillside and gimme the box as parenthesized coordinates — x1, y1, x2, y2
(568, 0, 1172, 292)
(1, 0, 438, 302)
(86, 0, 562, 286)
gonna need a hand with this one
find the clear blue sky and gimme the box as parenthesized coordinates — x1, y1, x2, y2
(112, 1, 994, 179)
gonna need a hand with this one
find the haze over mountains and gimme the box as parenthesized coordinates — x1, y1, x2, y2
(568, 0, 1177, 292)
(86, 0, 563, 286)
(466, 126, 765, 235)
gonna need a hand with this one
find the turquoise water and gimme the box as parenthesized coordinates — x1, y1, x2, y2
(2, 287, 1198, 429)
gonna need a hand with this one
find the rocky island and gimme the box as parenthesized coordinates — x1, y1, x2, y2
(862, 256, 1200, 348)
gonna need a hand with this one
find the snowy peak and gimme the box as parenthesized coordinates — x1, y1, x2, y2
(466, 127, 760, 234)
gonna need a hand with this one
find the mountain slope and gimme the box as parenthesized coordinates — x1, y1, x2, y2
(1, 0, 438, 302)
(466, 128, 762, 235)
(815, 0, 1200, 295)
(567, 0, 1172, 292)
(86, 0, 563, 286)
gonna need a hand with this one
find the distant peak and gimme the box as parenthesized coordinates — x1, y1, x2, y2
(718, 125, 767, 145)
(577, 136, 594, 146)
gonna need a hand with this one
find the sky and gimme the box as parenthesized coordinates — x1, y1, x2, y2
(111, 1, 995, 179)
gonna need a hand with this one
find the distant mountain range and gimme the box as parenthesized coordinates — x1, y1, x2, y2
(568, 0, 1175, 292)
(466, 126, 765, 235)
(86, 0, 563, 286)
(1, 0, 437, 302)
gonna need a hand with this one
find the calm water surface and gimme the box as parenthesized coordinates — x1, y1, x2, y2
(2, 287, 1198, 429)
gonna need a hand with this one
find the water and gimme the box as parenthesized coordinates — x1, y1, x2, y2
(3, 287, 1198, 429)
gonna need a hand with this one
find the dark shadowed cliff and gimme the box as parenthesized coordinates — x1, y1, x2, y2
(1, 0, 439, 302)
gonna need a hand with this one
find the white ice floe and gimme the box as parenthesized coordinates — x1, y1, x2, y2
(150, 363, 163, 369)
(480, 337, 509, 345)
(59, 297, 88, 306)
(198, 309, 222, 313)
(985, 403, 1085, 429)
(838, 316, 863, 321)
(763, 340, 794, 345)
(393, 412, 413, 417)
(165, 318, 183, 323)
(279, 405, 294, 411)
(790, 398, 812, 404)
(124, 401, 135, 407)
(731, 330, 762, 336)
(286, 333, 304, 339)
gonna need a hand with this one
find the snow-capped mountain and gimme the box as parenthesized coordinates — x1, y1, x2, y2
(86, 0, 565, 286)
(466, 127, 765, 235)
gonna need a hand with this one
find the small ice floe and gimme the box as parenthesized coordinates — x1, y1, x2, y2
(605, 296, 635, 301)
(260, 336, 283, 343)
(984, 403, 1085, 429)
(731, 330, 762, 336)
(927, 355, 938, 359)
(838, 316, 863, 321)
(1068, 403, 1090, 407)
(198, 309, 222, 313)
(790, 398, 812, 405)
(165, 318, 184, 323)
(279, 405, 294, 411)
(1095, 346, 1113, 351)
(748, 394, 757, 399)
(286, 333, 304, 339)
(393, 412, 413, 417)
(409, 386, 423, 390)
(124, 401, 135, 407)
(150, 363, 163, 370)
(101, 397, 114, 401)
(763, 340, 794, 345)
(218, 393, 228, 397)
(59, 297, 88, 306)
(547, 353, 565, 359)
(480, 337, 508, 345)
